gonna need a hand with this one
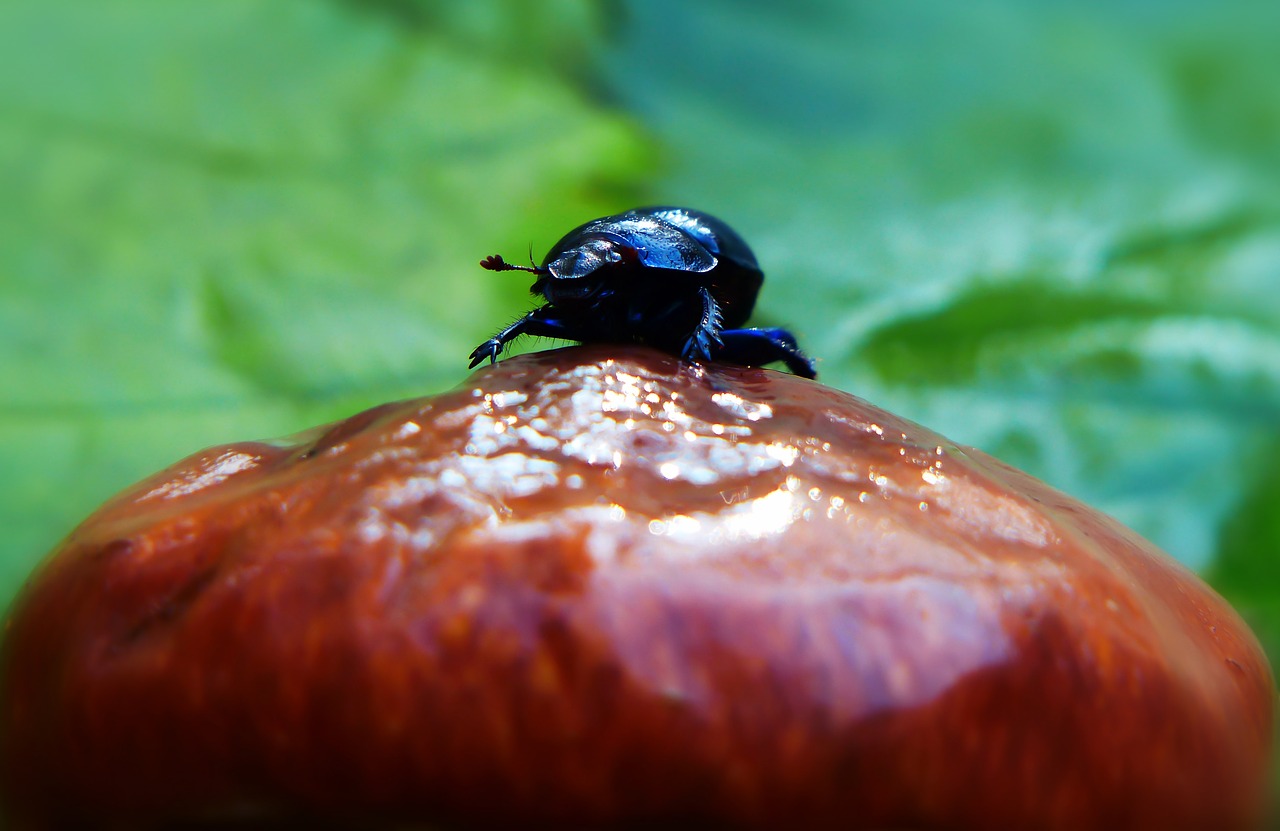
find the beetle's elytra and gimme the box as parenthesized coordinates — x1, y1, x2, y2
(469, 207, 816, 378)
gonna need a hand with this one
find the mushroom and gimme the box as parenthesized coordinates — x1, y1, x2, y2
(1, 345, 1272, 829)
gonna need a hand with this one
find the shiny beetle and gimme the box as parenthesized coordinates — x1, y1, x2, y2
(468, 206, 816, 378)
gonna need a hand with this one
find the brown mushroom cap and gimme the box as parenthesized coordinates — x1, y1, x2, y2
(1, 345, 1273, 829)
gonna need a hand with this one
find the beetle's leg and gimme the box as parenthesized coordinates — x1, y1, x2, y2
(470, 309, 536, 368)
(681, 286, 726, 364)
(467, 306, 590, 369)
(716, 327, 817, 379)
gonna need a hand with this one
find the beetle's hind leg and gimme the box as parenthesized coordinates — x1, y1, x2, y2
(716, 327, 817, 378)
(681, 286, 726, 364)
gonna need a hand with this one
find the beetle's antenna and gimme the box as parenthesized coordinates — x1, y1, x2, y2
(528, 242, 538, 269)
(480, 254, 547, 275)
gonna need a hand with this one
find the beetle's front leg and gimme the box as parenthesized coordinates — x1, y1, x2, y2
(469, 310, 534, 369)
(467, 306, 588, 369)
(681, 286, 725, 364)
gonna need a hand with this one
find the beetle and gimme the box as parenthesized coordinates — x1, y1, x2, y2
(468, 207, 817, 378)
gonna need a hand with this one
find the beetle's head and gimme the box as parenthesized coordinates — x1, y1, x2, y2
(481, 234, 640, 306)
(536, 235, 640, 305)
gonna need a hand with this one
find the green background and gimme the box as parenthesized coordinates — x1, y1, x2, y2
(2, 0, 1278, 694)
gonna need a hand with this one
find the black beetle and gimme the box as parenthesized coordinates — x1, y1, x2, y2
(468, 206, 816, 378)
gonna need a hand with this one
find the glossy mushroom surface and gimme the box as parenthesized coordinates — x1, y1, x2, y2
(1, 345, 1272, 829)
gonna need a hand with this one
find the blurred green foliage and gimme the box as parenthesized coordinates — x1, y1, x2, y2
(1, 0, 1278, 680)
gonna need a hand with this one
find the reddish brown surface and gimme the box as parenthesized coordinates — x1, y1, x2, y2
(1, 345, 1273, 829)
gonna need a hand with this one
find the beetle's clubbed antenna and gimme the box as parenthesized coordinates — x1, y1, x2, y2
(480, 254, 547, 275)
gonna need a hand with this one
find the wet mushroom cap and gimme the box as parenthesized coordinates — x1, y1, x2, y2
(0, 345, 1272, 829)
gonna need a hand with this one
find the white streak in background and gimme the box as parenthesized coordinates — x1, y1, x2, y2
(393, 420, 421, 439)
(137, 450, 260, 502)
(1131, 317, 1280, 387)
(932, 482, 1054, 548)
(711, 391, 773, 422)
(700, 486, 802, 543)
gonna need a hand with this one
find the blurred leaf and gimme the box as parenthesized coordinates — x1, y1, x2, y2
(0, 0, 649, 606)
(1205, 438, 1280, 797)
(1206, 439, 1280, 660)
